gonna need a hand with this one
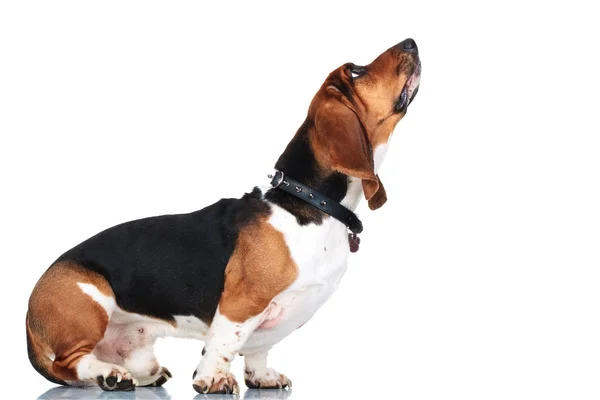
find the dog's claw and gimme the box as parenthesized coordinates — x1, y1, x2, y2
(193, 372, 239, 394)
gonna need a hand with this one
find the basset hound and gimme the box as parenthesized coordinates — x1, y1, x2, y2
(26, 38, 421, 394)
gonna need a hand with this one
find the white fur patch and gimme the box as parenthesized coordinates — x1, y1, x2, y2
(373, 143, 390, 173)
(122, 346, 159, 386)
(244, 350, 291, 388)
(105, 312, 210, 341)
(172, 315, 211, 339)
(340, 176, 363, 210)
(238, 188, 353, 355)
(77, 282, 116, 317)
(195, 309, 264, 378)
(75, 353, 137, 385)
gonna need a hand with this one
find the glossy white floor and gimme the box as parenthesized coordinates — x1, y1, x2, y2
(37, 387, 293, 400)
(28, 333, 333, 400)
(26, 327, 363, 400)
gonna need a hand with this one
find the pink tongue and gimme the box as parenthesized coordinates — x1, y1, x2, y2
(348, 233, 361, 253)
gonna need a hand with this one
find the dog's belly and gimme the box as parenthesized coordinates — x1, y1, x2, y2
(76, 282, 212, 342)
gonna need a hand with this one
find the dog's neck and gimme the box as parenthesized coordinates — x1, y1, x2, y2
(264, 119, 363, 226)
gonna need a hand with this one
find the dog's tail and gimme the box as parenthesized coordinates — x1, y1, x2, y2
(26, 312, 67, 386)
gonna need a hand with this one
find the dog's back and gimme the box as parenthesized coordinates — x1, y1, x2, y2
(27, 188, 268, 385)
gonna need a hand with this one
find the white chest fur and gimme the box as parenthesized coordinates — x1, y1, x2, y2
(242, 187, 355, 353)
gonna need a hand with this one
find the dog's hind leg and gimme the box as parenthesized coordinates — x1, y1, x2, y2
(27, 261, 136, 390)
(122, 343, 172, 387)
(94, 322, 172, 387)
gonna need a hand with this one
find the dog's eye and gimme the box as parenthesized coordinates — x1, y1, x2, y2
(394, 88, 408, 113)
(349, 65, 366, 79)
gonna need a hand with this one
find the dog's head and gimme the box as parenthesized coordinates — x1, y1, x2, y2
(309, 38, 421, 210)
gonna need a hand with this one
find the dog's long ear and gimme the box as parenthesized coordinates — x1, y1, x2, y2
(313, 99, 387, 209)
(368, 175, 387, 210)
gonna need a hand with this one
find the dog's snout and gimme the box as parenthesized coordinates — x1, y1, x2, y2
(399, 38, 418, 53)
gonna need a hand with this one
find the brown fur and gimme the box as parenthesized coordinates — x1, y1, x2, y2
(369, 175, 387, 211)
(310, 96, 381, 204)
(27, 261, 115, 381)
(27, 261, 180, 384)
(307, 43, 418, 210)
(219, 216, 298, 322)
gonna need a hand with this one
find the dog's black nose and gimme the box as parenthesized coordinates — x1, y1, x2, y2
(400, 38, 418, 52)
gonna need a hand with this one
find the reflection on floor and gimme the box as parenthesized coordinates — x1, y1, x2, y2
(38, 386, 293, 400)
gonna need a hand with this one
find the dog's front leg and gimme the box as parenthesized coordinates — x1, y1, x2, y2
(244, 350, 292, 389)
(192, 217, 298, 394)
(192, 308, 263, 394)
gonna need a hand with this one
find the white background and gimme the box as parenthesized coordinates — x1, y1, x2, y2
(1, 1, 599, 399)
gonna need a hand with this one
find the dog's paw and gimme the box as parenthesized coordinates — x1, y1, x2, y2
(96, 367, 137, 391)
(141, 366, 172, 387)
(244, 368, 292, 389)
(193, 372, 240, 394)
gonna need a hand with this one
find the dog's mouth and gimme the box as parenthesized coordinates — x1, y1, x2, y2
(393, 62, 421, 113)
(407, 61, 421, 105)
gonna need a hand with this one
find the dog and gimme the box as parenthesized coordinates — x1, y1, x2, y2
(26, 38, 421, 394)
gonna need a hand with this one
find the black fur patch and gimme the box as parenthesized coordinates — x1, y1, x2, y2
(54, 188, 270, 325)
(265, 119, 348, 226)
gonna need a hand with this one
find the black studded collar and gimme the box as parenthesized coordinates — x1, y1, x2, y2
(268, 170, 363, 235)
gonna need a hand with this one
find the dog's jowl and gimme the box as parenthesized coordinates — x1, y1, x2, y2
(26, 39, 421, 394)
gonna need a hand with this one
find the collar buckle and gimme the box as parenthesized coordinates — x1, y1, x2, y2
(268, 170, 285, 188)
